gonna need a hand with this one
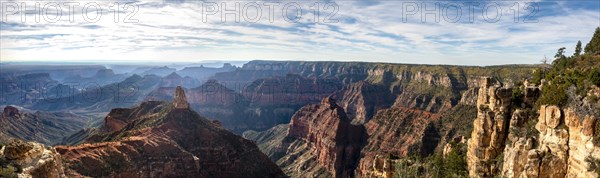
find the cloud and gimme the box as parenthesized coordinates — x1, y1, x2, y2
(0, 0, 598, 65)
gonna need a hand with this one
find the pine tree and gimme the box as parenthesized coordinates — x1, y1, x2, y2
(574, 40, 582, 56)
(555, 47, 566, 59)
(584, 27, 600, 55)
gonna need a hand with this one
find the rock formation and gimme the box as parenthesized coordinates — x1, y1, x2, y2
(498, 105, 600, 178)
(357, 107, 442, 177)
(330, 81, 395, 124)
(173, 86, 189, 109)
(2, 106, 21, 118)
(245, 96, 367, 178)
(466, 77, 600, 178)
(0, 139, 66, 178)
(55, 88, 285, 177)
(287, 96, 367, 178)
(467, 77, 513, 177)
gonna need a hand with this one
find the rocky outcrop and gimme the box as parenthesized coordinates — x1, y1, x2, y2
(287, 96, 367, 178)
(145, 81, 251, 132)
(56, 134, 202, 177)
(102, 107, 139, 133)
(173, 86, 189, 109)
(564, 108, 598, 177)
(357, 107, 442, 177)
(2, 106, 21, 118)
(459, 87, 479, 106)
(1, 139, 66, 178)
(330, 81, 395, 124)
(499, 105, 600, 178)
(529, 105, 569, 177)
(56, 88, 285, 177)
(246, 96, 367, 178)
(467, 77, 513, 177)
(465, 77, 600, 178)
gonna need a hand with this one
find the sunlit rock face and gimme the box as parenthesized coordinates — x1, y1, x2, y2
(465, 77, 600, 178)
(173, 86, 189, 109)
(467, 77, 513, 177)
(499, 106, 600, 178)
(287, 96, 367, 178)
(1, 139, 66, 178)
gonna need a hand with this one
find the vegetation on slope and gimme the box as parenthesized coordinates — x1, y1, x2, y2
(533, 27, 600, 107)
(392, 142, 468, 178)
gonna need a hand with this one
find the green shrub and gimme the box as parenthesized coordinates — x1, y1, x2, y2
(590, 68, 600, 86)
(537, 83, 569, 107)
(444, 144, 468, 177)
(512, 84, 524, 107)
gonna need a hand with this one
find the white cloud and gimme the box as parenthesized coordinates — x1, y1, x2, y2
(0, 0, 598, 65)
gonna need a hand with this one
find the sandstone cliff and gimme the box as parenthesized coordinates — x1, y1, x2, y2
(287, 97, 367, 178)
(245, 96, 367, 178)
(330, 81, 395, 124)
(466, 78, 600, 177)
(356, 107, 442, 177)
(498, 105, 600, 178)
(213, 61, 534, 115)
(466, 77, 513, 177)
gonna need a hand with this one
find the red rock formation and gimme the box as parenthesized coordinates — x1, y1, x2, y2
(357, 107, 442, 177)
(173, 86, 189, 109)
(288, 96, 366, 178)
(57, 88, 285, 177)
(56, 133, 201, 177)
(144, 82, 249, 132)
(103, 108, 133, 132)
(330, 81, 395, 124)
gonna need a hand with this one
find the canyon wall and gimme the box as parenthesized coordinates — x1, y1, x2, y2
(466, 78, 600, 178)
(287, 97, 367, 178)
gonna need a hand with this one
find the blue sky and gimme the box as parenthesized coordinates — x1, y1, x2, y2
(0, 0, 599, 65)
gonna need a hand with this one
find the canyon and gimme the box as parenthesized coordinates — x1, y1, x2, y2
(1, 57, 599, 178)
(2, 87, 285, 177)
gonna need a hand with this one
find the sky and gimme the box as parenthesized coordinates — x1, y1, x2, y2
(0, 0, 599, 65)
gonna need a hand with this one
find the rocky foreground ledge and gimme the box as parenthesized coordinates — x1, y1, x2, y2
(0, 139, 66, 177)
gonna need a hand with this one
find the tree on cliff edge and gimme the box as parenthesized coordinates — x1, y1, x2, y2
(575, 40, 582, 56)
(585, 27, 600, 55)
